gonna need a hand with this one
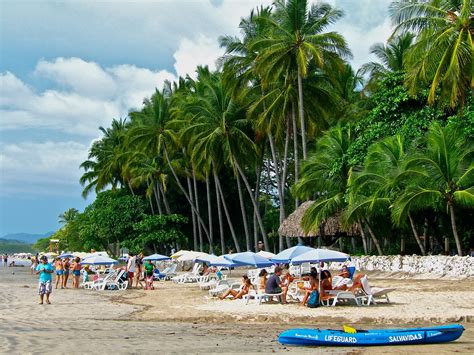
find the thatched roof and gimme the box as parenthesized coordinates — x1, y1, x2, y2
(278, 201, 358, 238)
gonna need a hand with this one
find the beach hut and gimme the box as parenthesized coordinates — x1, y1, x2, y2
(278, 201, 357, 248)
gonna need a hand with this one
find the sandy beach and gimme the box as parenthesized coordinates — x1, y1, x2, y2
(1, 265, 473, 354)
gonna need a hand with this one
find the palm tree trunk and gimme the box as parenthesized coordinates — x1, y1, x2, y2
(448, 203, 463, 256)
(282, 120, 291, 249)
(186, 175, 198, 251)
(408, 213, 426, 255)
(206, 174, 213, 253)
(127, 180, 135, 196)
(234, 160, 270, 252)
(214, 172, 241, 252)
(148, 196, 155, 215)
(364, 218, 383, 256)
(236, 173, 251, 251)
(423, 217, 429, 254)
(163, 145, 211, 242)
(153, 182, 163, 215)
(358, 220, 368, 254)
(214, 173, 225, 254)
(292, 105, 300, 209)
(297, 69, 307, 160)
(193, 171, 203, 252)
(159, 183, 171, 214)
(253, 164, 261, 252)
(267, 132, 285, 252)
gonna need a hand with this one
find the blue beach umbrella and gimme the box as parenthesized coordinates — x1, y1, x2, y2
(271, 245, 314, 264)
(80, 255, 118, 265)
(290, 249, 349, 265)
(58, 253, 74, 259)
(225, 251, 274, 268)
(143, 253, 171, 262)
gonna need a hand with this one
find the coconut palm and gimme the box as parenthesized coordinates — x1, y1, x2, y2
(253, 0, 351, 159)
(346, 135, 427, 255)
(293, 125, 353, 236)
(359, 32, 414, 92)
(390, 0, 474, 107)
(58, 208, 79, 224)
(392, 122, 474, 255)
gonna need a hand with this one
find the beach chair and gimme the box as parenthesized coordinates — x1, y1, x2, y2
(94, 270, 126, 291)
(83, 270, 117, 290)
(326, 291, 365, 307)
(331, 276, 352, 289)
(289, 265, 301, 277)
(154, 263, 177, 280)
(209, 280, 240, 297)
(172, 263, 202, 284)
(244, 289, 283, 305)
(359, 275, 395, 304)
(300, 263, 311, 275)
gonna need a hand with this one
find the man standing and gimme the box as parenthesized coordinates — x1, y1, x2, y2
(35, 256, 54, 304)
(126, 252, 136, 289)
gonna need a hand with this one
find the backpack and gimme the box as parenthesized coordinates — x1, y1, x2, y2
(307, 290, 320, 308)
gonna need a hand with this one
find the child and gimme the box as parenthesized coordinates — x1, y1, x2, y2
(143, 260, 154, 290)
(36, 256, 54, 304)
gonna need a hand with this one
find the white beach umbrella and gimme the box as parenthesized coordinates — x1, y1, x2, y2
(80, 255, 118, 265)
(290, 249, 349, 264)
(177, 251, 209, 262)
(171, 250, 189, 259)
(256, 250, 276, 259)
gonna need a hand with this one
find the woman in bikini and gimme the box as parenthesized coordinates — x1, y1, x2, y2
(54, 257, 64, 289)
(258, 269, 268, 291)
(71, 257, 82, 288)
(219, 275, 253, 300)
(62, 257, 70, 288)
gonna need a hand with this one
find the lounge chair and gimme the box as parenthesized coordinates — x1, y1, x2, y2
(154, 263, 177, 280)
(94, 270, 127, 291)
(172, 263, 201, 284)
(243, 289, 283, 304)
(359, 275, 395, 304)
(209, 280, 240, 297)
(325, 290, 366, 307)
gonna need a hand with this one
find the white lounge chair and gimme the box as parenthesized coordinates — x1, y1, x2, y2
(359, 275, 395, 304)
(243, 289, 283, 304)
(172, 263, 201, 284)
(94, 270, 126, 291)
(209, 280, 240, 297)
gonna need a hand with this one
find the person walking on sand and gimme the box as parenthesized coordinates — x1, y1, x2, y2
(36, 256, 54, 304)
(135, 253, 144, 289)
(54, 257, 64, 289)
(126, 253, 136, 289)
(3, 254, 8, 267)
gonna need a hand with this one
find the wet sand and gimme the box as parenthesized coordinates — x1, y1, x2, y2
(1, 265, 473, 354)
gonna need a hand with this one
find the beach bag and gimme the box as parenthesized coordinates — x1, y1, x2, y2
(307, 290, 320, 308)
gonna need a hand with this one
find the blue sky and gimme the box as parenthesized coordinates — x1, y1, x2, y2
(0, 0, 392, 236)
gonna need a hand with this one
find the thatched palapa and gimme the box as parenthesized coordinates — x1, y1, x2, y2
(278, 200, 357, 238)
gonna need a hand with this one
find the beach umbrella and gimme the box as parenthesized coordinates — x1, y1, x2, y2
(256, 250, 276, 259)
(290, 248, 349, 265)
(80, 255, 118, 265)
(225, 251, 274, 268)
(58, 253, 74, 259)
(271, 245, 314, 264)
(195, 254, 236, 267)
(143, 253, 171, 261)
(170, 250, 189, 259)
(177, 251, 209, 262)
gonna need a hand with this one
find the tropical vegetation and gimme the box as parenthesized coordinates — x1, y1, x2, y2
(48, 0, 472, 257)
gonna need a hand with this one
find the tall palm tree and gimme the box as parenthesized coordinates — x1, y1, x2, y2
(253, 0, 351, 159)
(390, 0, 474, 107)
(294, 125, 354, 236)
(359, 32, 414, 92)
(58, 208, 79, 224)
(392, 122, 474, 255)
(346, 135, 426, 255)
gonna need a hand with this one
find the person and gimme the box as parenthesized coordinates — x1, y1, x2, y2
(126, 253, 136, 289)
(135, 253, 144, 289)
(70, 257, 82, 288)
(143, 260, 154, 290)
(30, 255, 39, 275)
(3, 254, 7, 267)
(265, 266, 287, 304)
(258, 269, 268, 291)
(54, 257, 64, 289)
(219, 275, 253, 300)
(62, 257, 70, 288)
(257, 241, 264, 252)
(35, 256, 54, 304)
(300, 272, 319, 306)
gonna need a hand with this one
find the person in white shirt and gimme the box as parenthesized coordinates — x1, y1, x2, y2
(126, 253, 136, 289)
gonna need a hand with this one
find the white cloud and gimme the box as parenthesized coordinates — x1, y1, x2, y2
(0, 141, 89, 196)
(173, 35, 223, 78)
(1, 59, 177, 136)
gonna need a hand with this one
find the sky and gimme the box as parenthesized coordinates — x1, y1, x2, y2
(0, 0, 393, 236)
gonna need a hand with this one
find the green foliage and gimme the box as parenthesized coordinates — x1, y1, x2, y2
(32, 237, 51, 252)
(347, 72, 446, 166)
(0, 239, 36, 253)
(123, 214, 188, 254)
(78, 190, 146, 251)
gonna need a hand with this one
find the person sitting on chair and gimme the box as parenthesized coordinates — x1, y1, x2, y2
(265, 266, 287, 304)
(219, 275, 253, 300)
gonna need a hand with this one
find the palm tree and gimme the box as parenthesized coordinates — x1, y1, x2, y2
(293, 125, 354, 239)
(359, 32, 414, 92)
(58, 208, 79, 224)
(253, 0, 351, 159)
(390, 0, 474, 107)
(392, 122, 474, 255)
(346, 135, 426, 255)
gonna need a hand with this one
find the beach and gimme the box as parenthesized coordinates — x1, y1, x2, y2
(1, 265, 473, 354)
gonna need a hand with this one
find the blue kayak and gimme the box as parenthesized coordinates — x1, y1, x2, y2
(278, 324, 464, 346)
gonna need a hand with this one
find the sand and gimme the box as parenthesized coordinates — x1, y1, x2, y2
(1, 264, 473, 354)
